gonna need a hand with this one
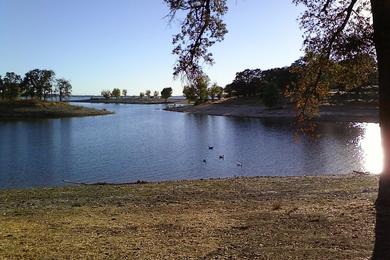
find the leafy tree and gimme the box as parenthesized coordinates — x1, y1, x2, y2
(194, 75, 209, 104)
(23, 69, 45, 99)
(164, 0, 228, 79)
(233, 69, 262, 97)
(262, 67, 298, 93)
(22, 69, 40, 99)
(183, 85, 197, 103)
(139, 92, 145, 99)
(101, 90, 111, 99)
(21, 69, 55, 100)
(208, 83, 223, 101)
(3, 72, 22, 100)
(145, 90, 151, 99)
(161, 87, 173, 102)
(154, 91, 159, 98)
(224, 83, 236, 97)
(56, 78, 72, 101)
(182, 75, 210, 104)
(112, 88, 121, 99)
(122, 89, 127, 97)
(216, 86, 224, 100)
(42, 70, 55, 101)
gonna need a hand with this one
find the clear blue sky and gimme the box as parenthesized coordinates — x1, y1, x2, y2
(0, 0, 303, 95)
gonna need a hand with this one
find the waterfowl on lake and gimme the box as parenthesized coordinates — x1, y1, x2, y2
(236, 161, 243, 167)
(219, 155, 224, 160)
(202, 159, 207, 163)
(208, 146, 214, 150)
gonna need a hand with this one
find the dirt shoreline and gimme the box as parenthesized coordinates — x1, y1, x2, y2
(0, 174, 378, 259)
(166, 101, 379, 123)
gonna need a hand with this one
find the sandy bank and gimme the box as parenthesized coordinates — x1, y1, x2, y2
(167, 99, 379, 123)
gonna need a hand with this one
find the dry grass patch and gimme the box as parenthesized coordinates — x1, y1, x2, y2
(0, 174, 378, 259)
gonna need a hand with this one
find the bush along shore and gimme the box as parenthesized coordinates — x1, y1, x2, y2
(0, 174, 378, 259)
(0, 100, 113, 120)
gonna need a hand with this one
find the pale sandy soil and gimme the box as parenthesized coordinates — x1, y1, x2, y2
(167, 99, 379, 123)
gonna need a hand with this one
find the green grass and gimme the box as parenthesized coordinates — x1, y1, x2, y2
(0, 174, 378, 259)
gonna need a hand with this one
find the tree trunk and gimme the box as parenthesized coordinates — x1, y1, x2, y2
(371, 0, 390, 258)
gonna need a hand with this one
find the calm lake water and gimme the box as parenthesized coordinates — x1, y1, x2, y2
(0, 103, 382, 189)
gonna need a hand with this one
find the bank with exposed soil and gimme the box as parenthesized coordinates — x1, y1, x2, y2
(0, 174, 378, 259)
(166, 99, 379, 123)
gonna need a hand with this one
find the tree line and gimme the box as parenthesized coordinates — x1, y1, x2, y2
(0, 70, 72, 102)
(182, 54, 378, 107)
(101, 87, 173, 102)
(181, 72, 281, 107)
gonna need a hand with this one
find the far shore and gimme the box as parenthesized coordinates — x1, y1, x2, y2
(71, 97, 187, 105)
(0, 173, 378, 259)
(0, 100, 113, 120)
(165, 98, 379, 123)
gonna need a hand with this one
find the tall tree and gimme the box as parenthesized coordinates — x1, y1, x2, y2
(194, 75, 210, 103)
(112, 88, 121, 99)
(101, 90, 111, 99)
(208, 83, 222, 101)
(224, 82, 235, 97)
(183, 85, 197, 102)
(3, 72, 22, 100)
(371, 0, 390, 256)
(56, 78, 72, 102)
(233, 69, 262, 97)
(41, 70, 55, 101)
(291, 0, 375, 119)
(161, 87, 173, 102)
(22, 69, 41, 99)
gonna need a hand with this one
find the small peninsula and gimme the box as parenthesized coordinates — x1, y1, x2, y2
(0, 100, 112, 120)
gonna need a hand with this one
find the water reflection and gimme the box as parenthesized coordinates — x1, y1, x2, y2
(357, 123, 383, 174)
(0, 104, 383, 188)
